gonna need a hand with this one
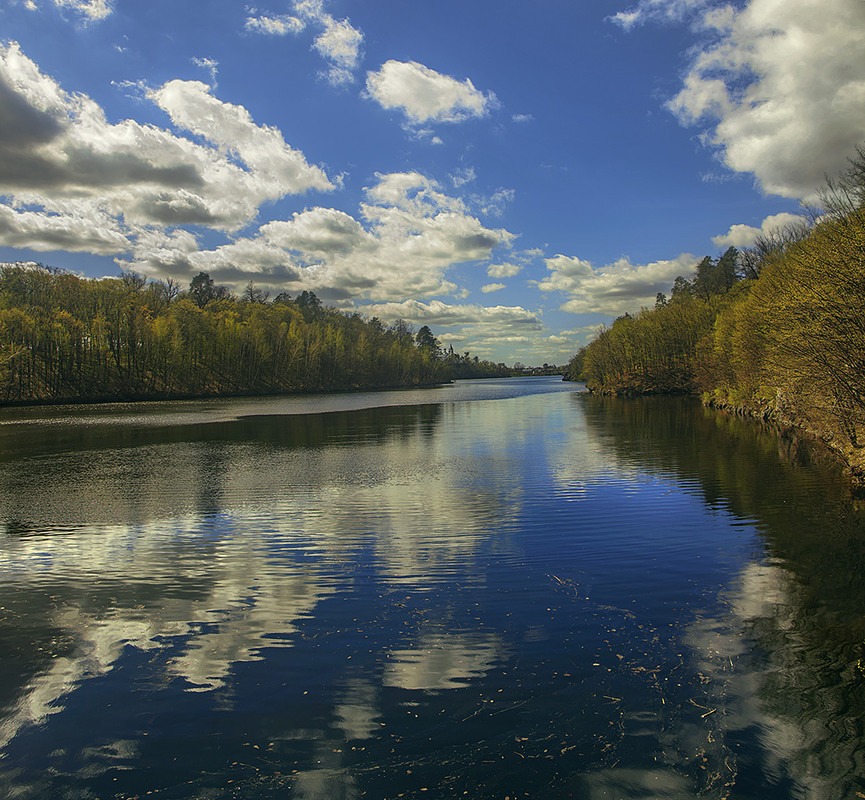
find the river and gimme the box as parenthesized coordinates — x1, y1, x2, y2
(1, 377, 864, 799)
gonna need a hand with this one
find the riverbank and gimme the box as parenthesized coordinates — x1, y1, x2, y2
(703, 389, 865, 494)
(566, 163, 865, 495)
(0, 379, 455, 409)
(575, 376, 865, 493)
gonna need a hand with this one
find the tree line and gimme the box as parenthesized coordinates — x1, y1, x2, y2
(0, 267, 510, 404)
(565, 148, 865, 480)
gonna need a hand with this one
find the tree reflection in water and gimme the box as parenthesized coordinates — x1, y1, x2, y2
(581, 394, 865, 800)
(1, 384, 865, 798)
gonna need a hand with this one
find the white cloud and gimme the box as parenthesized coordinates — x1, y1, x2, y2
(191, 57, 218, 87)
(53, 0, 113, 21)
(365, 60, 497, 126)
(481, 283, 505, 293)
(261, 207, 370, 257)
(450, 167, 476, 188)
(358, 298, 549, 364)
(561, 326, 604, 341)
(122, 172, 515, 303)
(313, 17, 364, 86)
(650, 0, 865, 199)
(473, 187, 514, 217)
(0, 42, 334, 257)
(610, 0, 706, 30)
(0, 201, 129, 254)
(533, 255, 594, 292)
(244, 14, 306, 36)
(536, 252, 699, 315)
(363, 171, 466, 215)
(487, 262, 521, 279)
(359, 298, 541, 329)
(712, 211, 804, 248)
(245, 1, 364, 86)
(149, 80, 332, 204)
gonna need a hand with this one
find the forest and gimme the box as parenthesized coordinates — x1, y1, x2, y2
(0, 266, 511, 405)
(564, 149, 865, 486)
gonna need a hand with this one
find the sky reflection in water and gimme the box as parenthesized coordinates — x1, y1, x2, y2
(1, 379, 864, 799)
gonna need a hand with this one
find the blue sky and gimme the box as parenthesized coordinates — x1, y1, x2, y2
(1, 0, 864, 364)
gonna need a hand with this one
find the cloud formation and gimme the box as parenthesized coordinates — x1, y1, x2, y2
(712, 212, 804, 249)
(536, 253, 699, 315)
(245, 0, 364, 86)
(53, 0, 112, 21)
(611, 0, 706, 30)
(312, 16, 364, 86)
(487, 261, 522, 279)
(622, 0, 865, 199)
(0, 42, 333, 254)
(123, 172, 515, 304)
(358, 299, 540, 328)
(244, 14, 305, 36)
(358, 298, 545, 360)
(365, 61, 497, 126)
(0, 43, 514, 316)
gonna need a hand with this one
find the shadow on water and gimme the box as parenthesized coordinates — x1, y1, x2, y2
(579, 393, 865, 800)
(0, 403, 443, 534)
(0, 403, 443, 464)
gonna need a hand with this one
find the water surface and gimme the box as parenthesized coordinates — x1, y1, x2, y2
(1, 378, 864, 799)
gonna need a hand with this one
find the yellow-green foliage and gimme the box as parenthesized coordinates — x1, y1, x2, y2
(579, 295, 718, 394)
(714, 208, 865, 446)
(574, 201, 865, 454)
(0, 266, 451, 403)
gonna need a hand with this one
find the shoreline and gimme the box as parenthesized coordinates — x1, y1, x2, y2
(703, 393, 865, 495)
(581, 381, 865, 495)
(0, 379, 455, 410)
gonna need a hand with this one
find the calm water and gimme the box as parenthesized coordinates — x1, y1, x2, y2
(1, 377, 864, 799)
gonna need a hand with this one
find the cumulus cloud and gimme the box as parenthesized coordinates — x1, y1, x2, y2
(0, 42, 334, 255)
(122, 172, 515, 303)
(261, 207, 370, 257)
(622, 0, 865, 199)
(487, 262, 520, 279)
(712, 211, 805, 248)
(356, 298, 548, 363)
(359, 299, 540, 328)
(536, 252, 699, 315)
(481, 283, 505, 293)
(0, 201, 129, 254)
(149, 80, 332, 204)
(0, 44, 511, 305)
(365, 61, 497, 126)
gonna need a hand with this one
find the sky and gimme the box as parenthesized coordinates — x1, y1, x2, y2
(0, 0, 864, 365)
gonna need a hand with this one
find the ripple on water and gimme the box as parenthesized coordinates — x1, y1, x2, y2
(2, 382, 865, 799)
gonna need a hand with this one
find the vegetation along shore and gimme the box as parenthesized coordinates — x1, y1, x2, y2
(0, 268, 512, 406)
(564, 151, 865, 491)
